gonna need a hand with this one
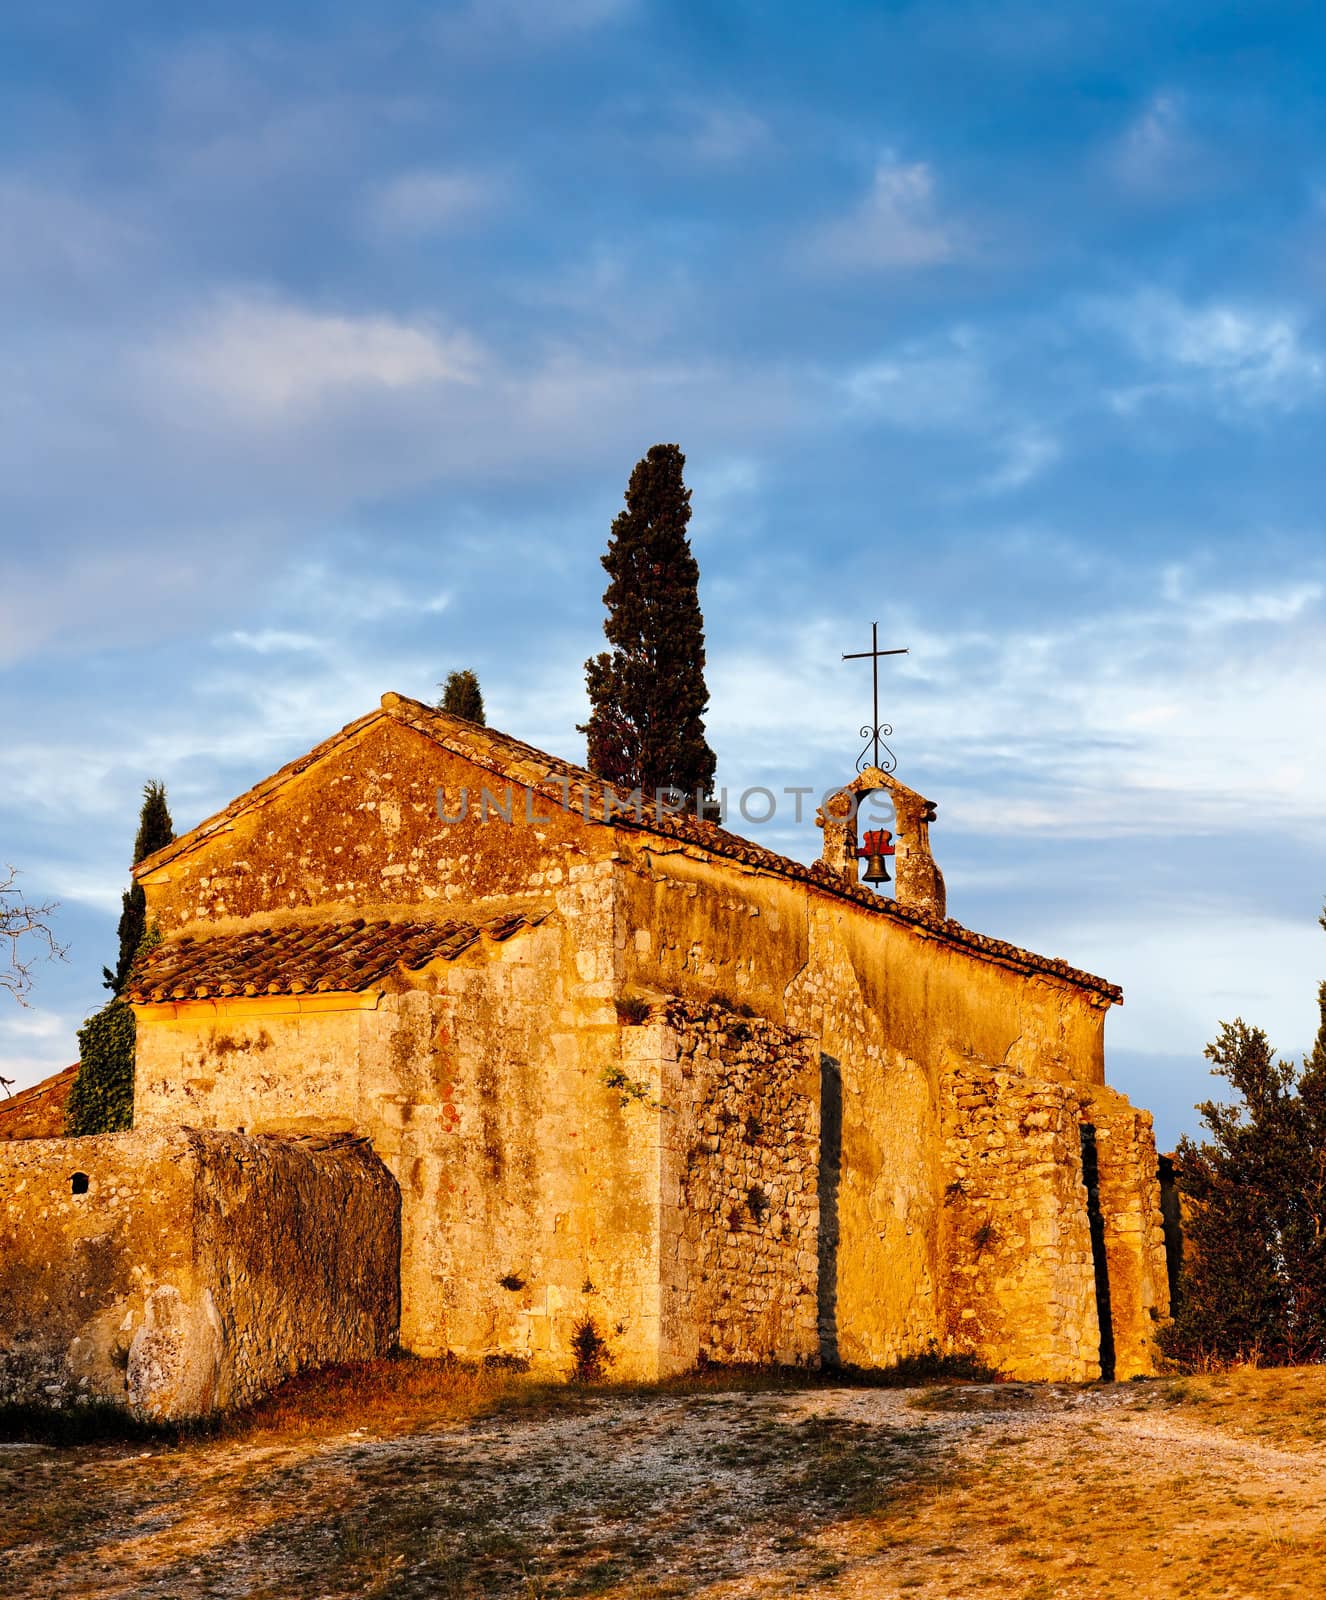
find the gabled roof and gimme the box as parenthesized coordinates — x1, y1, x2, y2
(134, 692, 1122, 1004)
(127, 912, 544, 1003)
(0, 1063, 78, 1141)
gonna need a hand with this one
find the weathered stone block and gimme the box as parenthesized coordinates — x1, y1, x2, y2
(0, 1129, 400, 1421)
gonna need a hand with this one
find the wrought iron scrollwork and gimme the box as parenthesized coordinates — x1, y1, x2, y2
(855, 723, 897, 774)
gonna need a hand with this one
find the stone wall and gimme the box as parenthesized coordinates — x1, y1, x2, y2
(1082, 1087, 1171, 1380)
(134, 971, 826, 1382)
(615, 839, 1111, 1087)
(134, 889, 674, 1380)
(784, 899, 941, 1370)
(939, 1066, 1101, 1382)
(656, 1001, 820, 1369)
(0, 1129, 399, 1420)
(610, 836, 1181, 1380)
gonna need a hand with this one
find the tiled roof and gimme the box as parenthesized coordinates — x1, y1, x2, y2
(0, 1063, 78, 1141)
(127, 912, 543, 1004)
(382, 701, 1124, 1003)
(132, 692, 1122, 1005)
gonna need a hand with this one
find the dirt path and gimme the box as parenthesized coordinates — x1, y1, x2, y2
(3, 1377, 1326, 1599)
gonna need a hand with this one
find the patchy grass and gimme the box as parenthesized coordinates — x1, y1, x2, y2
(909, 1382, 1043, 1414)
(6, 1366, 1326, 1598)
(0, 1369, 954, 1598)
(1134, 1363, 1326, 1450)
(0, 1354, 568, 1453)
(0, 1350, 997, 1454)
(857, 1386, 1326, 1599)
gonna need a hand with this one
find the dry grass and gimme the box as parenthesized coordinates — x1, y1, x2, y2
(841, 1377, 1326, 1598)
(1135, 1363, 1326, 1450)
(3, 1365, 1326, 1598)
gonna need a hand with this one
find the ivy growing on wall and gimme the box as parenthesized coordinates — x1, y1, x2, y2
(65, 1000, 136, 1135)
(66, 927, 160, 1135)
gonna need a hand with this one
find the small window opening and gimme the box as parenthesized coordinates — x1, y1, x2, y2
(70, 1172, 90, 1196)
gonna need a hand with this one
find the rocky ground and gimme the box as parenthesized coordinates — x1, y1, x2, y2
(3, 1364, 1326, 1599)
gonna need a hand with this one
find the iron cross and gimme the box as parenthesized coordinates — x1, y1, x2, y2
(843, 621, 908, 773)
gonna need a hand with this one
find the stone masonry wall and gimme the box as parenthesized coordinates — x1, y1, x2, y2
(1083, 1086, 1171, 1380)
(616, 841, 1124, 1376)
(655, 1001, 820, 1369)
(135, 883, 675, 1381)
(784, 900, 942, 1370)
(940, 1066, 1101, 1382)
(0, 1129, 399, 1420)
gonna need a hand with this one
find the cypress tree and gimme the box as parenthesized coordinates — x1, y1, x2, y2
(438, 669, 486, 725)
(579, 444, 717, 813)
(103, 780, 174, 995)
(74, 785, 172, 1134)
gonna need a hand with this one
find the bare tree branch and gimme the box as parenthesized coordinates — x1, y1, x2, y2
(0, 864, 67, 1007)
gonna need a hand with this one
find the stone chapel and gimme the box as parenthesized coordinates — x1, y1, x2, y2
(0, 692, 1170, 1418)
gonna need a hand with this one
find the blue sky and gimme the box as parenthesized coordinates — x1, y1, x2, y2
(3, 0, 1325, 1147)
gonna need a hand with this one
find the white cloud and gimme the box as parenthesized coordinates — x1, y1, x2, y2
(0, 1052, 78, 1096)
(838, 336, 1058, 492)
(224, 629, 325, 654)
(280, 564, 453, 625)
(144, 296, 482, 421)
(937, 580, 1326, 839)
(369, 169, 499, 234)
(0, 547, 239, 670)
(41, 874, 125, 915)
(808, 153, 960, 272)
(1099, 290, 1325, 413)
(0, 1008, 67, 1043)
(667, 103, 771, 168)
(1161, 567, 1322, 628)
(980, 426, 1061, 493)
(0, 276, 813, 666)
(704, 564, 1326, 848)
(1107, 92, 1205, 200)
(841, 338, 986, 426)
(1003, 902, 1326, 1150)
(0, 177, 147, 292)
(0, 1009, 79, 1096)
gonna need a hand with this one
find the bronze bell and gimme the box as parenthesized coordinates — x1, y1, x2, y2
(857, 827, 895, 886)
(860, 851, 891, 885)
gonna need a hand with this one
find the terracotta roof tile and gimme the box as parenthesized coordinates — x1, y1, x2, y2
(382, 700, 1124, 1003)
(131, 692, 1122, 1005)
(126, 913, 545, 1005)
